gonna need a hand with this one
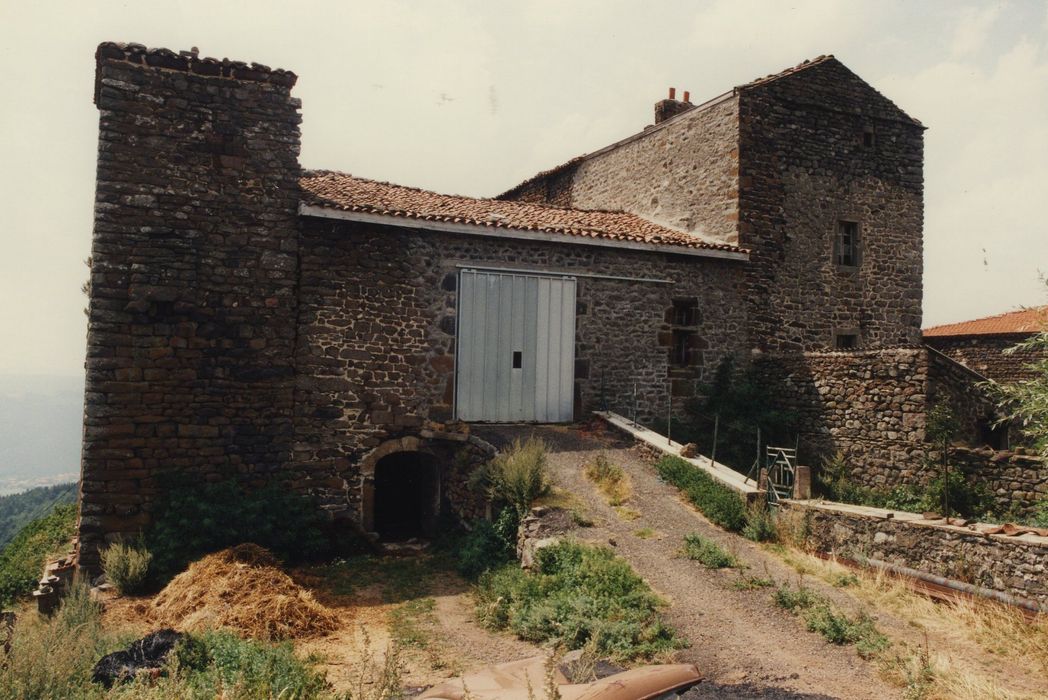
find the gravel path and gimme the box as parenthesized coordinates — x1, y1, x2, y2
(475, 424, 900, 700)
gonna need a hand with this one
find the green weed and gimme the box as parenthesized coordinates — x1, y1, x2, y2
(681, 534, 737, 569)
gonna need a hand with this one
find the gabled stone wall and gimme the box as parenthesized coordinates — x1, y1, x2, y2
(79, 44, 302, 573)
(737, 59, 925, 352)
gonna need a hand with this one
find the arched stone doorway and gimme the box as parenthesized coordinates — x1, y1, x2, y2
(371, 451, 440, 540)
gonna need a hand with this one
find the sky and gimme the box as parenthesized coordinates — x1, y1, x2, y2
(1, 0, 1047, 378)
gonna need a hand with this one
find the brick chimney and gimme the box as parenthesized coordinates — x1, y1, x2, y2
(654, 87, 694, 124)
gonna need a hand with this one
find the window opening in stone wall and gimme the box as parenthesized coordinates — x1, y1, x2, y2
(978, 418, 1008, 451)
(672, 298, 697, 326)
(373, 451, 439, 541)
(835, 333, 858, 350)
(835, 221, 860, 267)
(672, 330, 693, 366)
(863, 127, 876, 148)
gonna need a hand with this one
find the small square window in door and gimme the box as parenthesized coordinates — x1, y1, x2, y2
(512, 351, 523, 369)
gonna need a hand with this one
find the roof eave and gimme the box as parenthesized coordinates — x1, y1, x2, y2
(298, 203, 750, 262)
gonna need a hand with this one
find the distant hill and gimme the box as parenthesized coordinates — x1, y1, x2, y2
(0, 373, 83, 495)
(0, 483, 77, 550)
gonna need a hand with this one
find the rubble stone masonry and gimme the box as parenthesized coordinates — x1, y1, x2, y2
(737, 59, 924, 352)
(292, 218, 749, 525)
(80, 44, 303, 572)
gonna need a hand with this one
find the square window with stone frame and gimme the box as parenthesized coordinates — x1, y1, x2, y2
(835, 221, 860, 267)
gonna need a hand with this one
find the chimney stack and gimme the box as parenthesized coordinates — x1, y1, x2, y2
(654, 86, 694, 125)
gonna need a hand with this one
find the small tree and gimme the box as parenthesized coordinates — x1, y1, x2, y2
(991, 329, 1048, 459)
(925, 402, 959, 517)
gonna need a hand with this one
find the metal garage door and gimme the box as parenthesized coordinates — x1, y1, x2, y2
(456, 269, 576, 422)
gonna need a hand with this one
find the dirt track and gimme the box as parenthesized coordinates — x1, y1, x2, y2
(475, 424, 899, 700)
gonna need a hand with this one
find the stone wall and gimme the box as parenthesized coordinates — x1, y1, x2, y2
(566, 98, 740, 246)
(292, 218, 750, 520)
(501, 97, 740, 246)
(925, 334, 1044, 385)
(951, 447, 1047, 516)
(737, 59, 925, 353)
(792, 502, 1048, 607)
(754, 348, 929, 486)
(79, 44, 302, 573)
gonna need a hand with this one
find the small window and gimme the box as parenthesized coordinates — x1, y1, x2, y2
(671, 330, 692, 366)
(835, 333, 858, 350)
(862, 127, 876, 148)
(672, 298, 697, 326)
(835, 221, 860, 267)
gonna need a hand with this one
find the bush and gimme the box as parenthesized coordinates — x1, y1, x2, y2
(145, 477, 327, 581)
(742, 502, 777, 542)
(100, 540, 152, 595)
(681, 534, 736, 568)
(680, 356, 799, 473)
(454, 508, 518, 580)
(475, 541, 681, 661)
(0, 502, 76, 608)
(470, 437, 551, 517)
(655, 456, 747, 531)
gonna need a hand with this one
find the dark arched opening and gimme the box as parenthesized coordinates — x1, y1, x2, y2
(373, 451, 440, 541)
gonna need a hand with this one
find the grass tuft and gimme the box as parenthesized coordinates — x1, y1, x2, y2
(584, 454, 632, 506)
(681, 534, 737, 569)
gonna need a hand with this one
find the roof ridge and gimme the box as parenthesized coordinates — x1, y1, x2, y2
(737, 54, 836, 89)
(303, 169, 658, 218)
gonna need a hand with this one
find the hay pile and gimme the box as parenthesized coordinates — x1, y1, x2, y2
(151, 543, 339, 641)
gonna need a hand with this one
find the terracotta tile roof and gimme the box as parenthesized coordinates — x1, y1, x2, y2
(300, 170, 746, 255)
(923, 306, 1048, 337)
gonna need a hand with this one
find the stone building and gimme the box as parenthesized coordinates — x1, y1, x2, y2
(925, 306, 1047, 385)
(79, 42, 1017, 573)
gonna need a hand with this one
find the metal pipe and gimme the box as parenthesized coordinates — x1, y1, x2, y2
(864, 558, 1045, 615)
(710, 413, 719, 468)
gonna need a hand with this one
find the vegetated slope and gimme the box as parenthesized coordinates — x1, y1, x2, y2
(0, 503, 76, 608)
(0, 483, 76, 549)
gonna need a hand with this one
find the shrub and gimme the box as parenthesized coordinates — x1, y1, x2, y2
(145, 477, 327, 580)
(584, 453, 630, 505)
(475, 541, 681, 661)
(100, 540, 152, 595)
(680, 356, 799, 473)
(1030, 500, 1048, 528)
(454, 508, 518, 580)
(655, 456, 746, 531)
(742, 502, 777, 542)
(470, 437, 551, 517)
(681, 534, 736, 568)
(0, 503, 76, 608)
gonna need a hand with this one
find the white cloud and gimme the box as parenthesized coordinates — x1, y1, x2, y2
(950, 4, 1003, 57)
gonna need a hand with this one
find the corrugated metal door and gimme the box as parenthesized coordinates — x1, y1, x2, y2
(456, 270, 576, 422)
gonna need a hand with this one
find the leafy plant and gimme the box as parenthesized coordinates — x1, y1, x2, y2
(475, 541, 681, 661)
(987, 323, 1048, 459)
(681, 534, 736, 568)
(145, 477, 327, 581)
(773, 583, 889, 659)
(453, 508, 518, 580)
(470, 437, 551, 517)
(681, 356, 799, 473)
(654, 456, 746, 531)
(100, 539, 152, 595)
(742, 502, 777, 542)
(0, 503, 76, 607)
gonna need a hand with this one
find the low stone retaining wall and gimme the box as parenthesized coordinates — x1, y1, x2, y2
(787, 500, 1048, 608)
